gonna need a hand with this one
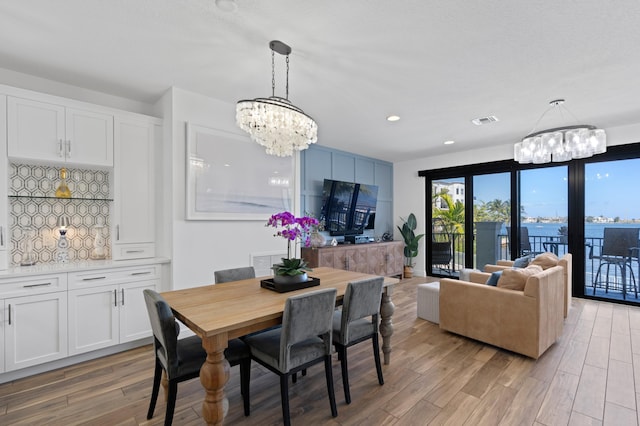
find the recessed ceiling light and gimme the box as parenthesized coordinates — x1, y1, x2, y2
(471, 115, 499, 126)
(444, 140, 455, 145)
(386, 115, 400, 122)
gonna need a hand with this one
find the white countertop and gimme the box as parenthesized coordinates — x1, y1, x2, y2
(0, 257, 171, 278)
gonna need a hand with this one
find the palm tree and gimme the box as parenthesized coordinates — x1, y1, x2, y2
(475, 199, 511, 223)
(433, 193, 464, 236)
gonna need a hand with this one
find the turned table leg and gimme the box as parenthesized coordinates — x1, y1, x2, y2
(200, 334, 230, 425)
(379, 285, 395, 365)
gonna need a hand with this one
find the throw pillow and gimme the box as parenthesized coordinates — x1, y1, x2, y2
(513, 255, 532, 268)
(486, 270, 502, 286)
(497, 265, 543, 291)
(530, 252, 559, 270)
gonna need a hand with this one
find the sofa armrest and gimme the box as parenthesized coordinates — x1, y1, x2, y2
(484, 264, 509, 273)
(483, 260, 514, 273)
(469, 271, 491, 284)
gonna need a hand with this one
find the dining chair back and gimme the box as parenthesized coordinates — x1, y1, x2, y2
(143, 289, 251, 425)
(244, 288, 338, 426)
(332, 276, 384, 404)
(214, 266, 256, 283)
(144, 289, 205, 425)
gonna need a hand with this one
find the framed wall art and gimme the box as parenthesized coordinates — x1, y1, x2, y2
(186, 123, 295, 220)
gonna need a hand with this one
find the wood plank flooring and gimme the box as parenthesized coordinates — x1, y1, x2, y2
(1, 276, 640, 425)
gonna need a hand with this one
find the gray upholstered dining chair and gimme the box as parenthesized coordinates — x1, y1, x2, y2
(214, 266, 256, 283)
(143, 289, 251, 425)
(332, 276, 385, 404)
(243, 288, 338, 426)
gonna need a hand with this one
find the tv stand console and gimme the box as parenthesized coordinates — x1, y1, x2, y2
(301, 240, 404, 278)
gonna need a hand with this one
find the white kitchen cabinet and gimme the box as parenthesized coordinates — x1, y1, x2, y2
(119, 280, 157, 342)
(0, 273, 68, 372)
(7, 96, 114, 167)
(0, 94, 8, 270)
(112, 117, 157, 260)
(67, 285, 118, 354)
(67, 265, 159, 355)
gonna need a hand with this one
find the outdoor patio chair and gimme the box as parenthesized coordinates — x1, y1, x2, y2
(432, 218, 453, 275)
(590, 227, 640, 299)
(507, 226, 542, 257)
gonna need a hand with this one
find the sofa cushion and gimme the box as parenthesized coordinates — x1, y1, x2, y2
(497, 265, 543, 290)
(513, 255, 532, 268)
(486, 270, 503, 286)
(530, 252, 559, 270)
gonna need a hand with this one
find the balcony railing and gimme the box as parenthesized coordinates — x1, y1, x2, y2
(430, 233, 639, 300)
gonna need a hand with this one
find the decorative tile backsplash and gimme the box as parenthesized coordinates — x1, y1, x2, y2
(9, 164, 112, 265)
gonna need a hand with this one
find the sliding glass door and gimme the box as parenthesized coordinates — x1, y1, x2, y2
(431, 178, 465, 276)
(518, 166, 568, 257)
(584, 159, 640, 301)
(473, 173, 511, 268)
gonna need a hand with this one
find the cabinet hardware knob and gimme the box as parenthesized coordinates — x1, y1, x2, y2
(66, 140, 71, 158)
(121, 288, 125, 305)
(8, 304, 11, 325)
(58, 139, 64, 158)
(82, 276, 106, 281)
(0, 226, 3, 246)
(114, 289, 117, 307)
(132, 271, 151, 276)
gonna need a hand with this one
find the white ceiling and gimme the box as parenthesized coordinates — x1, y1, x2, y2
(1, 0, 640, 162)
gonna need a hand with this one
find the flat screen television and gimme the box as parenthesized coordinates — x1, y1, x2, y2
(320, 179, 379, 236)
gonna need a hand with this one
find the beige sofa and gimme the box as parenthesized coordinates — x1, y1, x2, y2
(439, 265, 565, 359)
(484, 253, 572, 318)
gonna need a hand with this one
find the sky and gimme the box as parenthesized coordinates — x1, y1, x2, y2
(455, 158, 640, 220)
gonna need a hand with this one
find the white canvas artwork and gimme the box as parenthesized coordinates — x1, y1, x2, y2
(186, 123, 295, 220)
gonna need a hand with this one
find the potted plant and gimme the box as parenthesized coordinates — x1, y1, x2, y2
(266, 211, 318, 284)
(397, 213, 425, 278)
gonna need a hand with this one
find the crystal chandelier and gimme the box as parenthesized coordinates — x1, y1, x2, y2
(514, 99, 606, 164)
(236, 40, 318, 157)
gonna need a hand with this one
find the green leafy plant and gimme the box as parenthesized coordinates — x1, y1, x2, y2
(271, 257, 312, 277)
(397, 213, 425, 267)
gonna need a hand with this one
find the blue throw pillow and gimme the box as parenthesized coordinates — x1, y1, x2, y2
(513, 255, 532, 268)
(486, 270, 503, 286)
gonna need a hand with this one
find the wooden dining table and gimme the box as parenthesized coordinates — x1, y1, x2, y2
(161, 266, 400, 425)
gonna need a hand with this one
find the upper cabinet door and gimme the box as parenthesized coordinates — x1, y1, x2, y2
(7, 96, 66, 163)
(7, 96, 114, 167)
(112, 117, 156, 259)
(65, 107, 113, 167)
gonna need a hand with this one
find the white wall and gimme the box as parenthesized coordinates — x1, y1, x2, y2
(0, 67, 155, 116)
(393, 123, 640, 277)
(161, 87, 298, 289)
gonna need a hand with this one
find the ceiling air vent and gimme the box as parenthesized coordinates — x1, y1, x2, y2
(471, 116, 499, 126)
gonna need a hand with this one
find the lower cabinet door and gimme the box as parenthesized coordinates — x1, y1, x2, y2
(119, 280, 157, 343)
(4, 292, 68, 371)
(68, 285, 118, 356)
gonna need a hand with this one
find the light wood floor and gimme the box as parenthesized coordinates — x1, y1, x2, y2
(1, 276, 640, 425)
